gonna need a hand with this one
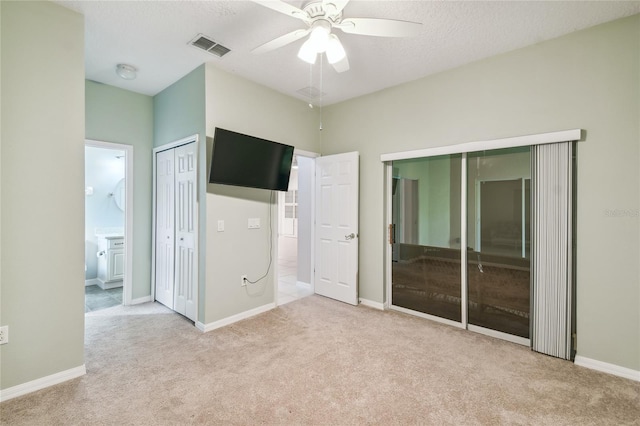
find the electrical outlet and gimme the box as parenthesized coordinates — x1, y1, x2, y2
(0, 326, 8, 345)
(241, 275, 247, 286)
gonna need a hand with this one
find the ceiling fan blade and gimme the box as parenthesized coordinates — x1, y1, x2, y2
(331, 55, 350, 73)
(336, 18, 422, 37)
(322, 0, 350, 16)
(251, 0, 310, 23)
(252, 29, 310, 54)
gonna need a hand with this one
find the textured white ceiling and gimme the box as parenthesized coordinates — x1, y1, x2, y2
(56, 0, 640, 106)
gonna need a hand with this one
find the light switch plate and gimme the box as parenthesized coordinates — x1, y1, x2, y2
(217, 220, 225, 232)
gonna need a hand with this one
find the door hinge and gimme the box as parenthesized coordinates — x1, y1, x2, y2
(388, 224, 395, 245)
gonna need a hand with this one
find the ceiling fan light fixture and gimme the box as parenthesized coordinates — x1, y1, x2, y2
(116, 63, 137, 80)
(326, 34, 346, 64)
(309, 20, 331, 53)
(298, 38, 317, 64)
(253, 0, 423, 74)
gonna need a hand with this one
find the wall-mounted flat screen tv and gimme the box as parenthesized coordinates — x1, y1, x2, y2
(209, 128, 294, 191)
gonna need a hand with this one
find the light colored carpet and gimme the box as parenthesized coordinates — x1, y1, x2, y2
(1, 296, 638, 425)
(85, 301, 174, 317)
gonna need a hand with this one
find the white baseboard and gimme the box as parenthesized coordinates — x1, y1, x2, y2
(97, 280, 123, 290)
(359, 298, 385, 310)
(85, 278, 100, 287)
(196, 302, 276, 333)
(296, 281, 311, 289)
(0, 365, 86, 402)
(574, 355, 640, 382)
(131, 295, 152, 305)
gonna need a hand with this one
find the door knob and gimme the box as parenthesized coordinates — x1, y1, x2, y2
(345, 233, 357, 240)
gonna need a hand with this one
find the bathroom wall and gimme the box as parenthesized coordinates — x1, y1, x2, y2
(84, 146, 125, 280)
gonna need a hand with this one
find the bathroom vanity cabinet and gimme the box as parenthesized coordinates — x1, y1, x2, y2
(97, 236, 124, 289)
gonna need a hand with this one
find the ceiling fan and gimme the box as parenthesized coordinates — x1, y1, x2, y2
(251, 0, 422, 73)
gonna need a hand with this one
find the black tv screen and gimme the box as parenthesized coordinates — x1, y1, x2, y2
(209, 128, 294, 191)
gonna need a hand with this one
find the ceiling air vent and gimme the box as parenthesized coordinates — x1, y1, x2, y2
(296, 86, 325, 99)
(189, 34, 230, 58)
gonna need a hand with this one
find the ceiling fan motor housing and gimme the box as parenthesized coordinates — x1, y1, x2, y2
(303, 1, 343, 24)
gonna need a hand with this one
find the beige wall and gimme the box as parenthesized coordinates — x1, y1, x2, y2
(204, 64, 320, 324)
(1, 1, 85, 389)
(322, 15, 640, 371)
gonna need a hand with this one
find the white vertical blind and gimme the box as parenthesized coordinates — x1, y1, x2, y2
(531, 142, 574, 359)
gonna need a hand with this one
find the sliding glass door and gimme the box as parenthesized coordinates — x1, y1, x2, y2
(391, 154, 462, 322)
(385, 129, 579, 352)
(390, 147, 531, 342)
(466, 148, 531, 339)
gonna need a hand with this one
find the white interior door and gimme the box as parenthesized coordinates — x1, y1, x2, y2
(314, 152, 359, 305)
(173, 143, 197, 321)
(155, 149, 175, 309)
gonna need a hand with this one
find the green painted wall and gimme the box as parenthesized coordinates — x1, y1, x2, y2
(1, 1, 85, 389)
(154, 65, 206, 148)
(153, 65, 207, 321)
(85, 81, 154, 300)
(322, 15, 640, 371)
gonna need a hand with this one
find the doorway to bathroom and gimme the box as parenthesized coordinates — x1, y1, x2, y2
(276, 152, 316, 305)
(84, 140, 133, 313)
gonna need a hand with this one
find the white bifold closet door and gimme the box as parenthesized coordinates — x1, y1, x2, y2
(155, 149, 175, 309)
(155, 142, 197, 322)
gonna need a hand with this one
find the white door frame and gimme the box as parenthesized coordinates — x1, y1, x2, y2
(85, 139, 134, 305)
(274, 148, 319, 307)
(152, 134, 199, 321)
(384, 164, 393, 310)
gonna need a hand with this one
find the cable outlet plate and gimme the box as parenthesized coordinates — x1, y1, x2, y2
(241, 275, 247, 286)
(0, 325, 8, 345)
